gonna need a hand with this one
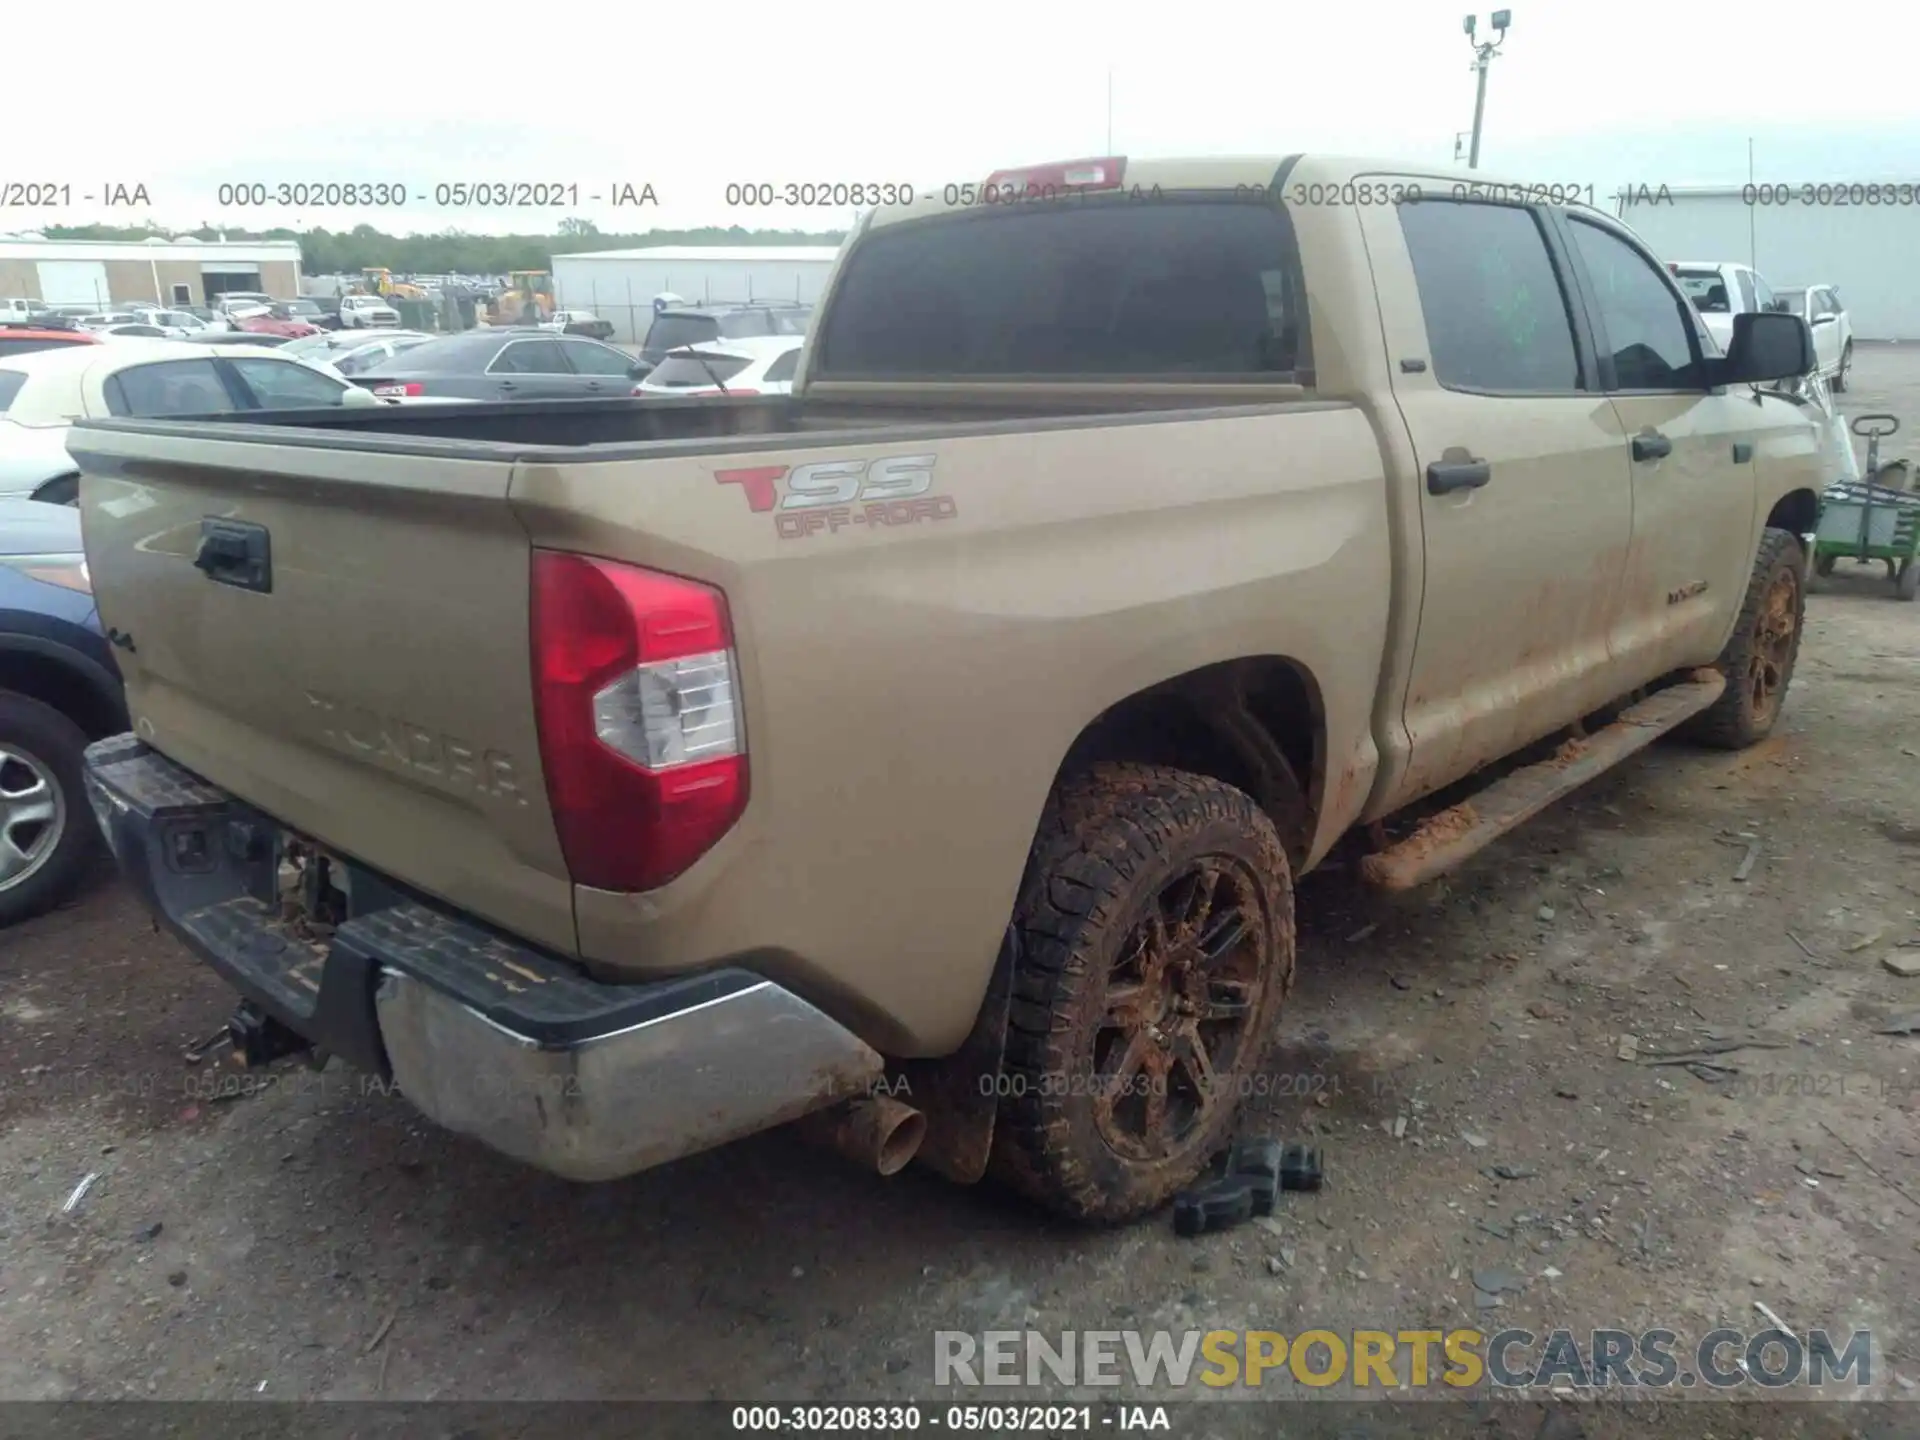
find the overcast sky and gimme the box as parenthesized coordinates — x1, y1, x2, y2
(10, 0, 1920, 237)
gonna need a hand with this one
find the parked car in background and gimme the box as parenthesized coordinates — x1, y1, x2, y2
(1670, 261, 1780, 355)
(182, 332, 291, 349)
(1, 300, 53, 324)
(632, 302, 812, 380)
(214, 293, 276, 316)
(0, 340, 381, 503)
(1769, 285, 1853, 392)
(97, 325, 175, 341)
(0, 497, 125, 925)
(0, 325, 102, 359)
(126, 307, 217, 338)
(543, 309, 616, 341)
(75, 312, 147, 333)
(232, 305, 322, 340)
(339, 294, 401, 329)
(632, 335, 805, 397)
(281, 297, 334, 330)
(356, 328, 643, 400)
(281, 329, 436, 378)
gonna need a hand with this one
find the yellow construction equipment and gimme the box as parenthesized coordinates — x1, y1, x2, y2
(357, 267, 427, 301)
(492, 270, 555, 324)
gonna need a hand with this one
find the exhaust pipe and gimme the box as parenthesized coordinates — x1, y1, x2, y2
(795, 1095, 927, 1176)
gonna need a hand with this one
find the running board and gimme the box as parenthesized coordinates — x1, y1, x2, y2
(1360, 672, 1727, 892)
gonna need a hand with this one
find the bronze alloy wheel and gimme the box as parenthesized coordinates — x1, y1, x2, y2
(1748, 565, 1799, 727)
(1091, 856, 1267, 1162)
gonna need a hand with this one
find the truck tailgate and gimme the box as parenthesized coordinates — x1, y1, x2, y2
(70, 424, 575, 954)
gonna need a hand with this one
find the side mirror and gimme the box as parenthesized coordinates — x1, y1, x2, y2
(627, 361, 651, 380)
(340, 385, 382, 408)
(1717, 311, 1814, 386)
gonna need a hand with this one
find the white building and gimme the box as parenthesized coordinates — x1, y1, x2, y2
(1612, 186, 1920, 341)
(550, 245, 842, 344)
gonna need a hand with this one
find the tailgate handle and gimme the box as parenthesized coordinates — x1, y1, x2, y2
(193, 518, 272, 594)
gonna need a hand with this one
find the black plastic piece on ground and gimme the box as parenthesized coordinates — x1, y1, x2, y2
(1226, 1138, 1282, 1215)
(227, 1001, 311, 1069)
(1279, 1143, 1325, 1192)
(1172, 1174, 1259, 1236)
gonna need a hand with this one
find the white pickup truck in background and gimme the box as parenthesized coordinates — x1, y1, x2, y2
(1670, 261, 1778, 354)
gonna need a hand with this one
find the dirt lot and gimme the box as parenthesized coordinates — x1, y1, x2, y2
(4, 351, 1920, 1422)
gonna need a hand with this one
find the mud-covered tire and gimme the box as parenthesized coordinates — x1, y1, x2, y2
(1833, 343, 1852, 393)
(0, 691, 94, 927)
(990, 763, 1295, 1224)
(1686, 528, 1805, 750)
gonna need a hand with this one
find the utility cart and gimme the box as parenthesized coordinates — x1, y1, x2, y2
(1813, 414, 1920, 601)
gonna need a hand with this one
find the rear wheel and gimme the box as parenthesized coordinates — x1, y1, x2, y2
(1898, 558, 1918, 602)
(1834, 342, 1853, 393)
(1815, 552, 1837, 578)
(992, 764, 1295, 1223)
(1687, 528, 1805, 749)
(0, 692, 94, 927)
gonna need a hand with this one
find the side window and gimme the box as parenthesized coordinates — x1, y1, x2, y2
(104, 360, 239, 416)
(229, 357, 350, 409)
(1565, 218, 1702, 390)
(490, 339, 569, 374)
(1734, 270, 1757, 313)
(763, 349, 801, 384)
(560, 339, 633, 375)
(1752, 273, 1776, 313)
(1397, 200, 1581, 393)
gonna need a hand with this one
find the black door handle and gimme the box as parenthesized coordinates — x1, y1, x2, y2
(1427, 458, 1491, 494)
(497, 380, 518, 391)
(1632, 431, 1672, 462)
(192, 518, 272, 593)
(1732, 442, 1754, 463)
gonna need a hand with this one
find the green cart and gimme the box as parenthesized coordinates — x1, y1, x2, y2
(1813, 414, 1920, 601)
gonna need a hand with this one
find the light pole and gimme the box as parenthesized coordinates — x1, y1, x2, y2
(1461, 10, 1511, 169)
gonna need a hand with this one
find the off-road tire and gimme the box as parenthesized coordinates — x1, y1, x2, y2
(1834, 342, 1852, 393)
(0, 691, 94, 927)
(1686, 528, 1805, 750)
(1898, 558, 1918, 602)
(1814, 552, 1837, 578)
(990, 763, 1296, 1224)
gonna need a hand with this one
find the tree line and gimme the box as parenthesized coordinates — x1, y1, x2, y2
(39, 219, 847, 276)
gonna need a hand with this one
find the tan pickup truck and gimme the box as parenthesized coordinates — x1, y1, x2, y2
(70, 155, 1826, 1223)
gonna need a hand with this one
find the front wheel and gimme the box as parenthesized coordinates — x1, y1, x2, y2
(1686, 528, 1805, 750)
(1833, 342, 1853, 393)
(991, 763, 1296, 1223)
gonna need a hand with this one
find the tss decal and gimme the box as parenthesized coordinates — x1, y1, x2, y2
(715, 454, 958, 539)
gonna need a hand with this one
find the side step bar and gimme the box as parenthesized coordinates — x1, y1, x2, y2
(1361, 672, 1727, 892)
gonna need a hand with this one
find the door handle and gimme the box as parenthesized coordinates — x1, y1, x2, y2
(497, 380, 518, 391)
(1427, 458, 1491, 494)
(1632, 431, 1673, 462)
(1732, 442, 1754, 464)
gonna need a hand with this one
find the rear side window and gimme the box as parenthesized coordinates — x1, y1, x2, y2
(764, 349, 801, 384)
(489, 339, 570, 374)
(644, 315, 720, 355)
(1674, 269, 1731, 313)
(228, 357, 350, 408)
(0, 370, 25, 411)
(560, 339, 633, 375)
(646, 353, 754, 387)
(1398, 200, 1580, 393)
(815, 200, 1306, 379)
(104, 360, 239, 416)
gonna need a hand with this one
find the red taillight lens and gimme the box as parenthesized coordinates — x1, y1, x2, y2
(986, 156, 1126, 197)
(530, 551, 747, 892)
(372, 382, 423, 396)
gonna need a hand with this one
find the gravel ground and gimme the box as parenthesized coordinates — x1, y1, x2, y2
(4, 351, 1920, 1425)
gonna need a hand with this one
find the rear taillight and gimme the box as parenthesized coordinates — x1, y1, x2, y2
(372, 382, 423, 396)
(531, 551, 747, 892)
